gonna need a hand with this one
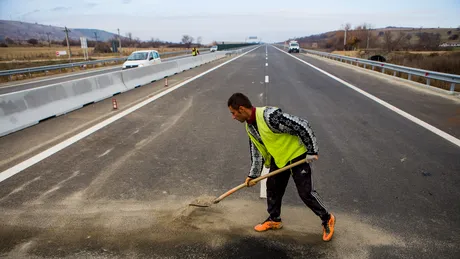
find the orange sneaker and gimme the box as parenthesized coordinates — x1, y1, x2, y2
(254, 218, 283, 232)
(322, 214, 335, 241)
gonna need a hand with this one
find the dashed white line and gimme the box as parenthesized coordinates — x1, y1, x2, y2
(260, 167, 269, 198)
(273, 45, 460, 148)
(265, 76, 269, 83)
(265, 63, 268, 67)
(0, 47, 261, 183)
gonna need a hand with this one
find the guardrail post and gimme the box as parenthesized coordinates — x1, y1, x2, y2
(393, 71, 397, 76)
(426, 78, 431, 86)
(451, 83, 456, 93)
(9, 75, 12, 81)
(372, 66, 375, 70)
(364, 64, 366, 69)
(408, 74, 412, 81)
(382, 68, 385, 74)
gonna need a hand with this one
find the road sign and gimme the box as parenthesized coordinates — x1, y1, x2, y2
(56, 51, 67, 56)
(80, 37, 88, 49)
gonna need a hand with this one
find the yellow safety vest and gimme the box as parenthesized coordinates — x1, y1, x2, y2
(245, 107, 307, 168)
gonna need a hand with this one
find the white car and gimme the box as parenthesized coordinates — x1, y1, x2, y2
(122, 50, 161, 70)
(210, 46, 218, 52)
(288, 41, 300, 53)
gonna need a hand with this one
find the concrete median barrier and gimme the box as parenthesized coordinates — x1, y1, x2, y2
(0, 50, 237, 137)
(0, 71, 128, 137)
(122, 61, 180, 90)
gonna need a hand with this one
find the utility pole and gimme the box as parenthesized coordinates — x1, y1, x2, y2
(46, 32, 51, 48)
(344, 28, 347, 50)
(117, 28, 122, 56)
(63, 26, 72, 62)
(366, 29, 370, 49)
(94, 31, 99, 42)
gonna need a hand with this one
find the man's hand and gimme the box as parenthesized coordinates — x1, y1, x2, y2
(245, 177, 257, 187)
(306, 154, 319, 163)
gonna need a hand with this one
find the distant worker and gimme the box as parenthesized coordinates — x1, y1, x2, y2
(192, 47, 200, 56)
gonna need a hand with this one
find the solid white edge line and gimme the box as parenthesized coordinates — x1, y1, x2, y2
(265, 75, 269, 83)
(272, 45, 460, 148)
(260, 167, 269, 198)
(0, 46, 261, 183)
(265, 63, 268, 67)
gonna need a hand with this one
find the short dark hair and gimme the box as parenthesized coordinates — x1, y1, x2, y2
(228, 93, 252, 110)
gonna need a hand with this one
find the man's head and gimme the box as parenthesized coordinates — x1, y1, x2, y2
(227, 93, 253, 123)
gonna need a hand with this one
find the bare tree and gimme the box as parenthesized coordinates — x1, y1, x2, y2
(416, 32, 441, 50)
(126, 32, 132, 41)
(400, 33, 413, 50)
(382, 31, 407, 51)
(181, 35, 194, 48)
(383, 31, 395, 51)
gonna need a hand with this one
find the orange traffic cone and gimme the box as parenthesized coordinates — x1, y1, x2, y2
(112, 98, 118, 110)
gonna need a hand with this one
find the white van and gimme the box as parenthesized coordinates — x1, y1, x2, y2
(288, 41, 300, 53)
(122, 50, 161, 70)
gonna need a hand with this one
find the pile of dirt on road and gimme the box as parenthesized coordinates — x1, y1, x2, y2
(0, 196, 414, 258)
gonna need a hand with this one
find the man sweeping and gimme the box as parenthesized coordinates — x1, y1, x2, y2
(227, 93, 335, 242)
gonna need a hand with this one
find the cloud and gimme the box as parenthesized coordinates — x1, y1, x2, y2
(51, 7, 71, 12)
(22, 9, 40, 16)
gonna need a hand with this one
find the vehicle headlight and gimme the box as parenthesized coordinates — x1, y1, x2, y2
(138, 64, 144, 67)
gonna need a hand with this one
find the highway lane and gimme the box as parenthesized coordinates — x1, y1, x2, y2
(279, 47, 460, 139)
(0, 51, 211, 95)
(0, 45, 459, 258)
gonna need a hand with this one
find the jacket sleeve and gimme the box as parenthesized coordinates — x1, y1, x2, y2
(264, 107, 319, 155)
(248, 139, 264, 178)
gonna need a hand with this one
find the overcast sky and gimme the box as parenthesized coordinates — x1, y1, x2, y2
(1, 0, 459, 43)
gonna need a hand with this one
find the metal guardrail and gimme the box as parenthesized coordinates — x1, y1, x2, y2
(277, 44, 460, 93)
(0, 48, 208, 79)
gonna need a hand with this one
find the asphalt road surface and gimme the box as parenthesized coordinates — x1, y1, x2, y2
(1, 45, 459, 258)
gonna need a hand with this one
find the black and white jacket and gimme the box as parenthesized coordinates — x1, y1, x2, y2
(247, 107, 318, 178)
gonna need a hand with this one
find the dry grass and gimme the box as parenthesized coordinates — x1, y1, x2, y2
(386, 51, 460, 75)
(345, 54, 459, 92)
(0, 46, 189, 61)
(331, 51, 360, 57)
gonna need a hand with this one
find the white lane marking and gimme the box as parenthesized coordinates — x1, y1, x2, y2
(265, 63, 268, 67)
(0, 176, 41, 202)
(273, 46, 460, 148)
(0, 47, 260, 183)
(260, 167, 269, 198)
(265, 76, 269, 83)
(97, 148, 113, 158)
(266, 57, 268, 60)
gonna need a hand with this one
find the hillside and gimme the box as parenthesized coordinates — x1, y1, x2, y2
(288, 26, 460, 51)
(0, 20, 120, 43)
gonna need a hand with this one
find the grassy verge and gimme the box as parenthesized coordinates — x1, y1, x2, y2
(0, 46, 189, 61)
